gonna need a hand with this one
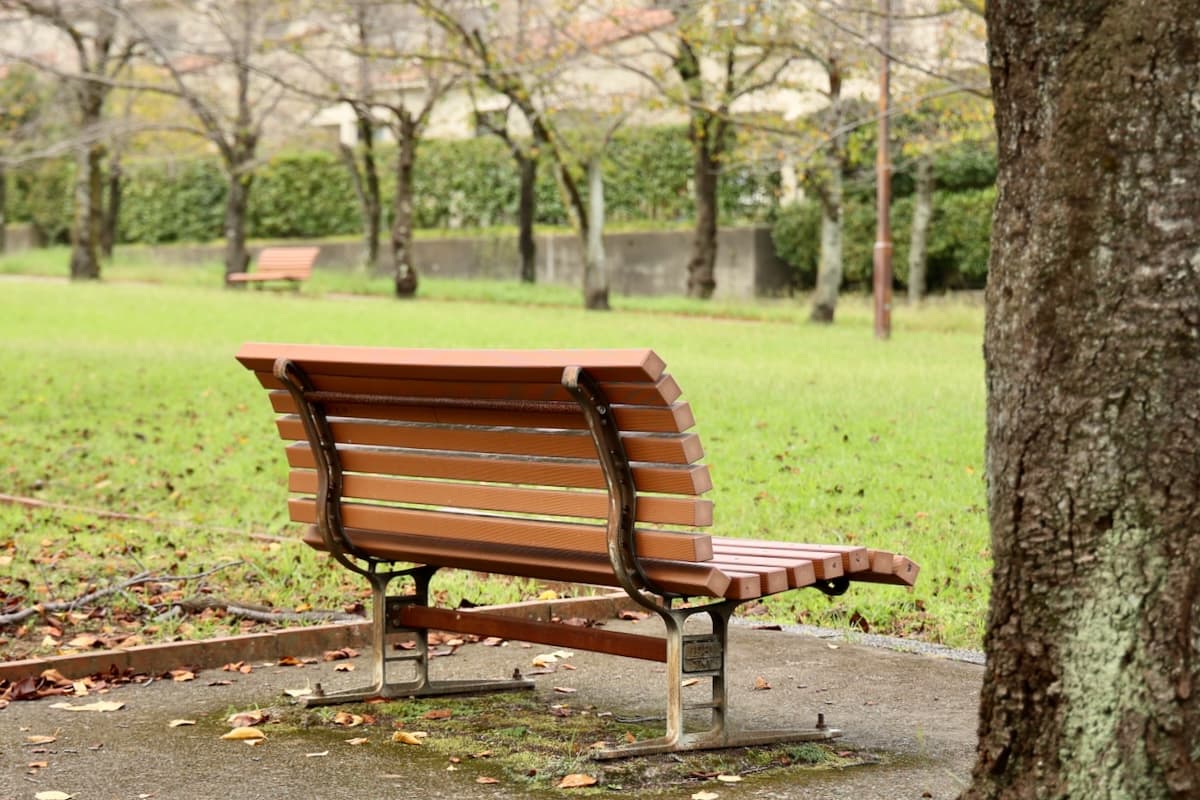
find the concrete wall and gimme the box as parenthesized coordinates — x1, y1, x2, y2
(123, 225, 793, 300)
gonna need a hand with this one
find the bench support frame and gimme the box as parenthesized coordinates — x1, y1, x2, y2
(274, 357, 840, 754)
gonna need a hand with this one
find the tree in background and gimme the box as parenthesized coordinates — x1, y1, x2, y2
(128, 0, 302, 281)
(965, 3, 1200, 797)
(0, 62, 47, 252)
(422, 1, 653, 309)
(1, 0, 139, 280)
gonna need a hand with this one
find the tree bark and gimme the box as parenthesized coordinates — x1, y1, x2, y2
(222, 170, 252, 281)
(100, 152, 122, 259)
(809, 151, 843, 323)
(965, 4, 1200, 799)
(339, 109, 381, 269)
(69, 140, 104, 280)
(906, 153, 933, 304)
(582, 155, 609, 311)
(0, 162, 7, 253)
(686, 138, 719, 299)
(517, 152, 537, 283)
(391, 114, 418, 298)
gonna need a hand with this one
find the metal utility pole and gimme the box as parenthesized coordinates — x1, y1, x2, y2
(873, 0, 893, 340)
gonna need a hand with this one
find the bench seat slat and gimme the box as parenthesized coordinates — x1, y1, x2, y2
(268, 392, 696, 434)
(275, 417, 704, 465)
(289, 499, 713, 562)
(237, 343, 667, 384)
(706, 553, 817, 589)
(285, 444, 713, 495)
(288, 471, 714, 527)
(299, 526, 731, 598)
(254, 372, 682, 407)
(712, 538, 869, 574)
(712, 541, 845, 580)
(707, 561, 789, 595)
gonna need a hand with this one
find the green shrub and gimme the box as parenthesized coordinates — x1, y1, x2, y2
(772, 185, 994, 292)
(11, 159, 73, 244)
(249, 151, 360, 238)
(119, 158, 226, 243)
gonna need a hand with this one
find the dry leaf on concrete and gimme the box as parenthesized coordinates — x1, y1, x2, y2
(221, 727, 266, 741)
(50, 701, 124, 713)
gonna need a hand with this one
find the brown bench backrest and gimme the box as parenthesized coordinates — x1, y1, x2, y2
(254, 246, 319, 278)
(237, 344, 715, 568)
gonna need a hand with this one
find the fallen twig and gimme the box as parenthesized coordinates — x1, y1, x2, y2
(0, 561, 244, 627)
(168, 596, 364, 625)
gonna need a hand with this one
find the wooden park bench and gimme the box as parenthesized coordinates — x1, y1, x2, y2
(228, 246, 319, 288)
(236, 343, 919, 759)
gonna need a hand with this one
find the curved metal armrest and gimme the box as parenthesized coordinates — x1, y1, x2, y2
(561, 366, 654, 600)
(273, 357, 374, 578)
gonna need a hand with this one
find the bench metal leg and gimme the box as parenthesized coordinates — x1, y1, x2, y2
(592, 600, 841, 760)
(301, 567, 533, 708)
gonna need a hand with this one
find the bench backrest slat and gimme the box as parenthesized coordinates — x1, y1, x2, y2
(255, 246, 320, 275)
(286, 471, 713, 526)
(274, 417, 704, 464)
(250, 370, 683, 407)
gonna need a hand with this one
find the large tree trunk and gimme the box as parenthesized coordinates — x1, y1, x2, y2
(391, 121, 418, 298)
(582, 156, 609, 310)
(517, 152, 537, 283)
(222, 170, 252, 281)
(965, 4, 1200, 799)
(69, 141, 104, 281)
(686, 139, 719, 299)
(906, 153, 933, 304)
(809, 153, 843, 323)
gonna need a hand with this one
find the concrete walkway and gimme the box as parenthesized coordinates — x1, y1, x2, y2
(1, 620, 981, 800)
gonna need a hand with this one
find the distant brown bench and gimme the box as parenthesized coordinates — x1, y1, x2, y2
(228, 246, 319, 288)
(236, 344, 919, 759)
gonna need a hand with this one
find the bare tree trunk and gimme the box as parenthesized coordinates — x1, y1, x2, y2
(686, 141, 719, 299)
(809, 155, 843, 323)
(517, 152, 537, 283)
(223, 171, 252, 281)
(964, 4, 1200, 799)
(0, 163, 7, 253)
(906, 154, 933, 304)
(339, 120, 381, 268)
(100, 152, 122, 259)
(69, 141, 104, 280)
(392, 120, 418, 298)
(582, 156, 609, 310)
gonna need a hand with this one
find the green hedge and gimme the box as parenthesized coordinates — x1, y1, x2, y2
(771, 185, 994, 292)
(6, 126, 780, 244)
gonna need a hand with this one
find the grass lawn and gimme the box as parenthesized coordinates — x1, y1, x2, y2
(0, 268, 988, 660)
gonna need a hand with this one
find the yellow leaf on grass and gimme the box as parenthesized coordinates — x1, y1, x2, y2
(333, 711, 364, 727)
(222, 726, 266, 741)
(50, 701, 124, 713)
(692, 792, 720, 800)
(537, 589, 559, 600)
(557, 773, 598, 789)
(717, 774, 743, 783)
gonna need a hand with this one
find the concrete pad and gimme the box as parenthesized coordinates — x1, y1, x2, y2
(0, 622, 981, 800)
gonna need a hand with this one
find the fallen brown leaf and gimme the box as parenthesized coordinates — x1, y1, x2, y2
(168, 720, 196, 728)
(476, 777, 500, 784)
(227, 709, 268, 727)
(753, 676, 771, 690)
(50, 700, 124, 713)
(392, 731, 424, 745)
(557, 773, 598, 789)
(26, 735, 58, 745)
(422, 709, 453, 720)
(333, 711, 364, 727)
